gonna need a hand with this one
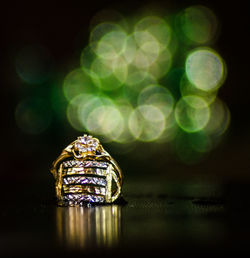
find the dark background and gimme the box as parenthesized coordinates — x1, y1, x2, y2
(1, 0, 250, 256)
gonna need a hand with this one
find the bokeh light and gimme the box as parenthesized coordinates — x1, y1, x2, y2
(180, 74, 217, 104)
(176, 5, 218, 44)
(15, 5, 230, 164)
(204, 98, 231, 137)
(134, 16, 171, 51)
(129, 105, 166, 142)
(175, 95, 210, 133)
(138, 84, 174, 118)
(16, 45, 53, 84)
(66, 94, 89, 131)
(63, 68, 97, 101)
(95, 30, 128, 60)
(15, 97, 52, 134)
(186, 48, 226, 92)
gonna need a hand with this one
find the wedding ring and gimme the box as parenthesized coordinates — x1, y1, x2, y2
(50, 134, 123, 206)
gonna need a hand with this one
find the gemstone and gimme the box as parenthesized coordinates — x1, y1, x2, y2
(80, 178, 88, 184)
(74, 135, 99, 154)
(63, 194, 105, 203)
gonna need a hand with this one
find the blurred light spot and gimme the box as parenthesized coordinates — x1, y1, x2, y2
(66, 94, 90, 131)
(78, 95, 113, 129)
(157, 112, 178, 143)
(129, 105, 165, 141)
(125, 66, 148, 87)
(122, 35, 137, 64)
(86, 104, 124, 142)
(133, 31, 160, 68)
(16, 45, 53, 84)
(177, 5, 218, 44)
(138, 84, 174, 119)
(80, 45, 97, 73)
(113, 100, 135, 143)
(186, 48, 226, 92)
(63, 68, 98, 101)
(97, 73, 124, 91)
(88, 55, 127, 91)
(148, 48, 172, 79)
(136, 84, 177, 143)
(15, 97, 52, 134)
(95, 30, 127, 60)
(204, 98, 230, 136)
(180, 74, 217, 104)
(134, 16, 171, 51)
(112, 56, 128, 83)
(91, 58, 113, 78)
(90, 22, 124, 46)
(175, 95, 210, 132)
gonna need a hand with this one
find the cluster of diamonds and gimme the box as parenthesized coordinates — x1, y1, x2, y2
(63, 160, 108, 169)
(63, 176, 106, 187)
(61, 148, 109, 204)
(62, 194, 105, 205)
(63, 185, 106, 195)
(74, 135, 99, 153)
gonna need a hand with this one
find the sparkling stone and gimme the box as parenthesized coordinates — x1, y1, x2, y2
(80, 178, 88, 184)
(66, 194, 104, 203)
(100, 179, 106, 186)
(88, 147, 94, 152)
(79, 146, 87, 152)
(101, 188, 106, 195)
(84, 161, 90, 167)
(89, 197, 94, 202)
(78, 135, 88, 144)
(96, 169, 102, 175)
(74, 135, 99, 154)
(94, 188, 100, 194)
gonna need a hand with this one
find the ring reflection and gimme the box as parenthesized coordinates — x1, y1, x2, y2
(56, 205, 122, 249)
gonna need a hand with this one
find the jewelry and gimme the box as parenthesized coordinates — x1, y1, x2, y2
(50, 134, 123, 206)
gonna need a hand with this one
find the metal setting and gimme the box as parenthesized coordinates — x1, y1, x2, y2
(50, 134, 123, 206)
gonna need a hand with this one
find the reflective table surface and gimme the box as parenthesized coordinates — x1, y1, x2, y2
(1, 177, 250, 257)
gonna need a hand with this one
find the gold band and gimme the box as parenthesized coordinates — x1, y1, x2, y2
(50, 134, 123, 205)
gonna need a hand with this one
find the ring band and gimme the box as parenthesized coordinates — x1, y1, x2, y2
(50, 134, 123, 206)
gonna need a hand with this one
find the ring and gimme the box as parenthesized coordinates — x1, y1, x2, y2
(50, 134, 123, 206)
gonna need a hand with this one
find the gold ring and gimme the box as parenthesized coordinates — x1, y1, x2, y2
(50, 134, 123, 206)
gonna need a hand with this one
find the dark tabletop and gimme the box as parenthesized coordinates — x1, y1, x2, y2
(1, 175, 250, 257)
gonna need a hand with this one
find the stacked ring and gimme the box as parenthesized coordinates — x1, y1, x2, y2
(50, 134, 123, 206)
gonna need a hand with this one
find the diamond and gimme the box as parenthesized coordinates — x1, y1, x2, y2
(78, 135, 88, 144)
(87, 147, 94, 152)
(96, 168, 103, 175)
(74, 134, 99, 155)
(80, 178, 88, 184)
(63, 194, 105, 203)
